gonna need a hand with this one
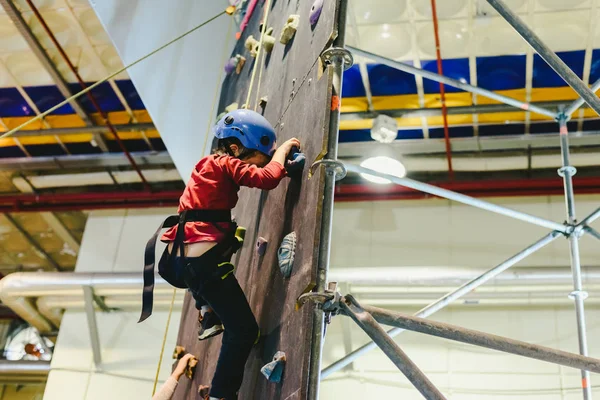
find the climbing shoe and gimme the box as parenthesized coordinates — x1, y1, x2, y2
(198, 310, 224, 341)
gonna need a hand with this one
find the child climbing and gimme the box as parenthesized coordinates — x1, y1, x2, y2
(139, 109, 301, 400)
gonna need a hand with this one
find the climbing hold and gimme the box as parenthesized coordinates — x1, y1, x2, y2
(280, 15, 300, 44)
(262, 27, 276, 53)
(285, 149, 306, 175)
(235, 226, 246, 243)
(256, 237, 268, 256)
(225, 54, 246, 75)
(277, 232, 296, 278)
(236, 56, 246, 74)
(245, 28, 276, 57)
(261, 351, 286, 383)
(185, 357, 198, 380)
(259, 96, 268, 109)
(215, 103, 240, 123)
(198, 385, 210, 397)
(172, 345, 185, 360)
(245, 35, 259, 57)
(310, 0, 324, 26)
(225, 5, 236, 15)
(224, 58, 236, 75)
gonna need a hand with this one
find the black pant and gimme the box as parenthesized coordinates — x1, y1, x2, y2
(167, 249, 259, 399)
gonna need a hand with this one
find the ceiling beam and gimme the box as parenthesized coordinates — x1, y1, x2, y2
(9, 123, 156, 137)
(0, 0, 94, 127)
(12, 177, 80, 253)
(2, 213, 63, 271)
(0, 151, 171, 171)
(341, 100, 570, 121)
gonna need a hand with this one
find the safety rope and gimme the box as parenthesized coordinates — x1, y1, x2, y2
(0, 8, 233, 140)
(243, 0, 273, 109)
(252, 45, 268, 112)
(201, 13, 235, 157)
(151, 288, 177, 396)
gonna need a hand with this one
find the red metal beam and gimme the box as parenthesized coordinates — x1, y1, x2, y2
(0, 191, 181, 213)
(25, 0, 152, 191)
(2, 177, 600, 212)
(430, 0, 454, 180)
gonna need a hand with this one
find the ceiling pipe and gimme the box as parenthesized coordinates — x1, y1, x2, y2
(430, 0, 454, 180)
(0, 272, 177, 332)
(0, 360, 50, 384)
(37, 294, 184, 328)
(25, 0, 151, 191)
(4, 268, 600, 332)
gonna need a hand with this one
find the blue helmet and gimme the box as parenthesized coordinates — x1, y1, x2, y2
(213, 109, 277, 157)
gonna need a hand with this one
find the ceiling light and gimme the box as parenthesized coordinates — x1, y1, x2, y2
(360, 156, 406, 185)
(371, 114, 398, 143)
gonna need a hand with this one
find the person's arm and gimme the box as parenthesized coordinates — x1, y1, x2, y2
(151, 354, 195, 400)
(152, 377, 178, 400)
(224, 138, 300, 190)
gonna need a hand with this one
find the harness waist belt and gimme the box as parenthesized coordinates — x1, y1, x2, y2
(139, 209, 232, 322)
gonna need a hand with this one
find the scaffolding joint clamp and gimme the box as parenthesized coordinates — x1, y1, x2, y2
(321, 47, 354, 70)
(569, 290, 589, 300)
(572, 224, 586, 238)
(310, 159, 347, 180)
(555, 112, 571, 123)
(557, 166, 577, 178)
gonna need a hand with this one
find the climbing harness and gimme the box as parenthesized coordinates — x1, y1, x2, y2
(139, 209, 235, 323)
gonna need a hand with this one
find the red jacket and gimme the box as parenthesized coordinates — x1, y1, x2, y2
(162, 154, 286, 243)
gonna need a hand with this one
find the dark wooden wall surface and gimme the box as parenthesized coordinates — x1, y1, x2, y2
(173, 0, 338, 398)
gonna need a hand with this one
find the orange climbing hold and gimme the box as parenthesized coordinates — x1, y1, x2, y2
(331, 95, 340, 111)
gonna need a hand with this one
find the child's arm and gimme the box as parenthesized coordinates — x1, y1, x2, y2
(224, 138, 300, 190)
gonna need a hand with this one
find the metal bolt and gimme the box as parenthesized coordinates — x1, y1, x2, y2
(308, 78, 312, 86)
(292, 78, 296, 86)
(569, 290, 589, 300)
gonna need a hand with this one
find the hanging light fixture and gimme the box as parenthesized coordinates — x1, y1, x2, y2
(359, 156, 406, 184)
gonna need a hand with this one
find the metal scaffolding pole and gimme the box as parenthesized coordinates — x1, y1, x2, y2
(584, 226, 600, 241)
(340, 296, 447, 400)
(348, 46, 557, 119)
(358, 300, 600, 374)
(580, 207, 600, 228)
(345, 164, 568, 233)
(321, 231, 561, 377)
(564, 78, 600, 117)
(485, 0, 600, 117)
(307, 0, 352, 398)
(558, 115, 593, 399)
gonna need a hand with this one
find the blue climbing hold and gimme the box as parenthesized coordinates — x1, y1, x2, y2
(277, 232, 296, 278)
(310, 0, 324, 26)
(285, 149, 306, 174)
(261, 351, 286, 383)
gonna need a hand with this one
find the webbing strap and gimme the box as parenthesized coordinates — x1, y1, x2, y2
(138, 210, 231, 323)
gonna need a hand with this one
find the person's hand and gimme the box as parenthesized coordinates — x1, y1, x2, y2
(173, 353, 195, 380)
(281, 138, 300, 156)
(272, 138, 301, 167)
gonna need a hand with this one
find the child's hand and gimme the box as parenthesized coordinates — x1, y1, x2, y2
(272, 138, 301, 167)
(173, 353, 195, 380)
(281, 138, 301, 155)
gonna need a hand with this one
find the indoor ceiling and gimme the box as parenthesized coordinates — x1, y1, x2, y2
(1, 0, 600, 271)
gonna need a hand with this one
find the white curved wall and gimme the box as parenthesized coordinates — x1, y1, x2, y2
(90, 0, 233, 180)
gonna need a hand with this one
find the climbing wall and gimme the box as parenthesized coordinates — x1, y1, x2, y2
(173, 0, 339, 399)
